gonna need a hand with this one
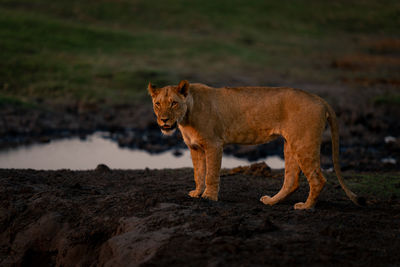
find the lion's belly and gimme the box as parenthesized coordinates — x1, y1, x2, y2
(224, 128, 280, 145)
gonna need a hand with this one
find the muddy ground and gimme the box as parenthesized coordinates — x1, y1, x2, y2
(0, 167, 399, 266)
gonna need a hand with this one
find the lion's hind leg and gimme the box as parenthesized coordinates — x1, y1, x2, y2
(294, 156, 326, 210)
(260, 142, 300, 206)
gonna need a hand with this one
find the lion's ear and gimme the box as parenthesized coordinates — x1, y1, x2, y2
(177, 80, 189, 97)
(147, 82, 158, 98)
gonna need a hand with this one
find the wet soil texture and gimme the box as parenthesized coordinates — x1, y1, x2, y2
(1, 168, 399, 266)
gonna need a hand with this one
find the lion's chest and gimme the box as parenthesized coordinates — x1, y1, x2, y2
(179, 126, 204, 150)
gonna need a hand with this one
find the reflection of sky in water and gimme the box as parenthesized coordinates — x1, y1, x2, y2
(0, 133, 284, 170)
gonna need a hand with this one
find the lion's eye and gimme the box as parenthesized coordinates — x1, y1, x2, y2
(171, 101, 178, 107)
(155, 102, 160, 108)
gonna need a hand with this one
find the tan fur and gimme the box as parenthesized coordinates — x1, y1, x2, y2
(148, 80, 360, 209)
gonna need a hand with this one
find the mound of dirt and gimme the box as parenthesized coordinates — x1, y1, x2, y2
(1, 168, 399, 266)
(228, 162, 272, 177)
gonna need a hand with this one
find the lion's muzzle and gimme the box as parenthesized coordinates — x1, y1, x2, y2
(159, 122, 177, 135)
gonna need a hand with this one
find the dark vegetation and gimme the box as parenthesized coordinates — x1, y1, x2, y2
(0, 0, 399, 105)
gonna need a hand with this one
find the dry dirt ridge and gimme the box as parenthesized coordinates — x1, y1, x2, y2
(1, 165, 399, 266)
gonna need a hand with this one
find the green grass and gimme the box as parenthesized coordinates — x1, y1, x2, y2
(373, 94, 400, 105)
(345, 173, 400, 199)
(0, 0, 399, 107)
(0, 93, 32, 107)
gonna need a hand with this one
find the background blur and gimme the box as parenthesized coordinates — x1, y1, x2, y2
(0, 0, 399, 170)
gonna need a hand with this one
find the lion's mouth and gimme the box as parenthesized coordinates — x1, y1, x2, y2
(160, 122, 177, 132)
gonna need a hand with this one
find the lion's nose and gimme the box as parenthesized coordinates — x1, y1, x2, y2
(161, 118, 169, 123)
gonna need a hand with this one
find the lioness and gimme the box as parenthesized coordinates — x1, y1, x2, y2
(148, 80, 361, 209)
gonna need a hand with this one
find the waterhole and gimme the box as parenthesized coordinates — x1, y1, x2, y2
(0, 132, 285, 170)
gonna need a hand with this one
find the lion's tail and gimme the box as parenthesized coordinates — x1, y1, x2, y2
(324, 100, 365, 206)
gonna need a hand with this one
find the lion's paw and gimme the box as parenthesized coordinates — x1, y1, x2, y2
(188, 190, 202, 198)
(260, 195, 274, 205)
(294, 202, 314, 210)
(201, 190, 218, 201)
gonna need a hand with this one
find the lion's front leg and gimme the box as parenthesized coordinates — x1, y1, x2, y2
(188, 147, 206, 198)
(201, 143, 223, 201)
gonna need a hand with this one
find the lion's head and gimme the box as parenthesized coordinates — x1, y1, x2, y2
(148, 80, 189, 135)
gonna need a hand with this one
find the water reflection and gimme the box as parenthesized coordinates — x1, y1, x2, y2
(0, 133, 284, 170)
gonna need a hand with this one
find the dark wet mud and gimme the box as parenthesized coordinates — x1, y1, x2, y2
(1, 168, 399, 266)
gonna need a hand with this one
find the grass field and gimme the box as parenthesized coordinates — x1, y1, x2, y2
(0, 0, 399, 106)
(350, 173, 400, 199)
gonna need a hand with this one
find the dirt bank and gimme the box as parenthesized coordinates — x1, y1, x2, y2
(1, 167, 399, 266)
